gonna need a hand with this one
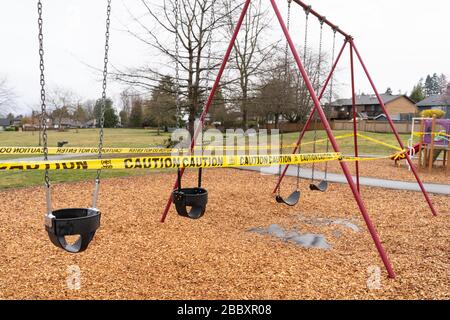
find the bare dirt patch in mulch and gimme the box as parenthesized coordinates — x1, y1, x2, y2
(0, 169, 448, 300)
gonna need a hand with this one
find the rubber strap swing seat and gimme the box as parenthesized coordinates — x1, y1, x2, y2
(276, 131, 301, 207)
(276, 191, 301, 207)
(172, 169, 208, 219)
(309, 180, 328, 192)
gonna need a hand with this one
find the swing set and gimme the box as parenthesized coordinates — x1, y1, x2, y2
(31, 0, 440, 279)
(159, 0, 440, 279)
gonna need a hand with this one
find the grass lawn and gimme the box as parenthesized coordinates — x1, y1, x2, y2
(0, 128, 171, 148)
(0, 128, 172, 160)
(0, 128, 412, 190)
(281, 130, 412, 155)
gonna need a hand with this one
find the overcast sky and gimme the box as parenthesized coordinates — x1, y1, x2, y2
(0, 0, 449, 115)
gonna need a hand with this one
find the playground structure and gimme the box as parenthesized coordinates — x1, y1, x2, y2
(159, 0, 440, 280)
(409, 117, 450, 172)
(1, 0, 442, 281)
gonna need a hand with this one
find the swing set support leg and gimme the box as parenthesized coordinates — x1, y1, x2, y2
(350, 39, 438, 217)
(272, 39, 348, 194)
(350, 44, 361, 192)
(271, 0, 396, 278)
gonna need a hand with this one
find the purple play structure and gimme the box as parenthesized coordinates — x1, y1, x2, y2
(423, 119, 450, 146)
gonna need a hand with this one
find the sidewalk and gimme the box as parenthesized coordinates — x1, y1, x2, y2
(242, 166, 450, 195)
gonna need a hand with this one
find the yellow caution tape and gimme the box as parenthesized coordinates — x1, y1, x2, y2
(0, 145, 301, 155)
(413, 132, 450, 138)
(0, 152, 343, 171)
(0, 134, 357, 155)
(300, 133, 355, 147)
(356, 134, 403, 151)
(340, 155, 393, 162)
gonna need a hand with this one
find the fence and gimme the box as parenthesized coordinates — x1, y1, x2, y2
(332, 120, 412, 134)
(265, 122, 325, 133)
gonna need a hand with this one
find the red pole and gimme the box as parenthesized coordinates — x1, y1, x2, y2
(272, 39, 348, 194)
(351, 40, 438, 217)
(350, 44, 361, 192)
(270, 0, 396, 278)
(160, 0, 253, 223)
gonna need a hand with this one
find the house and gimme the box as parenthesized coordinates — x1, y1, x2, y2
(331, 94, 418, 121)
(82, 119, 97, 128)
(52, 118, 83, 129)
(416, 94, 450, 119)
(13, 116, 23, 127)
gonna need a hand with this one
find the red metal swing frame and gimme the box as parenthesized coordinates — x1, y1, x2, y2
(160, 0, 439, 279)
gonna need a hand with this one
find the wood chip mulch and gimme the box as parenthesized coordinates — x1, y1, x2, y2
(0, 169, 448, 300)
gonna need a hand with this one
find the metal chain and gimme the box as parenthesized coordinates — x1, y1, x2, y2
(328, 30, 337, 106)
(201, 0, 215, 137)
(316, 18, 324, 93)
(278, 0, 292, 196)
(203, 0, 214, 114)
(173, 0, 183, 187)
(283, 0, 291, 119)
(174, 0, 181, 130)
(284, 0, 292, 78)
(37, 0, 50, 188)
(294, 3, 312, 191)
(197, 0, 215, 188)
(323, 29, 337, 181)
(303, 6, 311, 62)
(311, 18, 325, 182)
(95, 0, 112, 182)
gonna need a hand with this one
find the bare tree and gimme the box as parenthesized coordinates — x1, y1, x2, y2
(223, 0, 276, 129)
(253, 45, 333, 128)
(444, 84, 450, 105)
(47, 86, 77, 128)
(256, 59, 296, 129)
(114, 0, 232, 135)
(282, 47, 332, 124)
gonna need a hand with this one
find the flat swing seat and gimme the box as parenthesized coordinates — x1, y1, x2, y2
(310, 180, 328, 192)
(172, 188, 208, 220)
(45, 208, 101, 253)
(276, 190, 301, 207)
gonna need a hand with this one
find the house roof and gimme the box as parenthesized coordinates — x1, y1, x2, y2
(332, 94, 413, 107)
(416, 94, 450, 107)
(0, 118, 11, 126)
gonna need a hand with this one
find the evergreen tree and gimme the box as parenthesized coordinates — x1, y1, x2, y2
(409, 83, 425, 103)
(431, 73, 440, 95)
(129, 97, 144, 128)
(119, 110, 129, 127)
(144, 76, 177, 133)
(424, 75, 433, 96)
(94, 98, 118, 128)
